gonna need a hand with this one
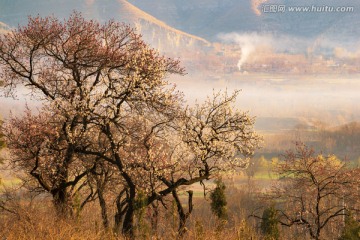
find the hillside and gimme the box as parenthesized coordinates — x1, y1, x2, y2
(128, 0, 260, 40)
(1, 0, 359, 71)
(0, 22, 10, 34)
(0, 0, 210, 55)
(128, 0, 360, 49)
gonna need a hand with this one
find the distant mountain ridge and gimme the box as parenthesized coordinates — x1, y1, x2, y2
(128, 0, 360, 48)
(0, 22, 10, 34)
(1, 0, 359, 53)
(115, 0, 209, 44)
(1, 0, 359, 73)
(0, 0, 210, 54)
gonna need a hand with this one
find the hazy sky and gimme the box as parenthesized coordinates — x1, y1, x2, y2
(0, 0, 359, 130)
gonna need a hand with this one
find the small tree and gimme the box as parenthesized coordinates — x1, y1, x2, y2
(210, 179, 228, 220)
(269, 143, 359, 240)
(339, 211, 360, 240)
(260, 206, 279, 240)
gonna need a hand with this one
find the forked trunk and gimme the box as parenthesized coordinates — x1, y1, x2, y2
(172, 190, 193, 237)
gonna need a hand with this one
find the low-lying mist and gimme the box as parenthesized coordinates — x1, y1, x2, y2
(173, 73, 360, 129)
(2, 72, 359, 130)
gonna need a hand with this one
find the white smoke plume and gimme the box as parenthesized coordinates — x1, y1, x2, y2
(219, 32, 273, 71)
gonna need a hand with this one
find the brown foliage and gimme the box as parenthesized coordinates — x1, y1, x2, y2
(268, 143, 359, 240)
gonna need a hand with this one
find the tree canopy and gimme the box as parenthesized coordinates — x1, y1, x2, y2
(0, 12, 260, 238)
(268, 144, 359, 240)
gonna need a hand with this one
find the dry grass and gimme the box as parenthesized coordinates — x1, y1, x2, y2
(0, 216, 259, 240)
(0, 185, 313, 240)
(0, 194, 120, 240)
(0, 201, 261, 240)
(0, 207, 114, 240)
(0, 184, 265, 240)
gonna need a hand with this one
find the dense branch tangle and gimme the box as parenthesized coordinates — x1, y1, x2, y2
(0, 13, 260, 238)
(268, 144, 359, 240)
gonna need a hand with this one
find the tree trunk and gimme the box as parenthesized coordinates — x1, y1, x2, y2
(114, 190, 127, 235)
(97, 187, 109, 230)
(122, 186, 136, 239)
(53, 186, 72, 218)
(172, 190, 193, 237)
(52, 150, 73, 218)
